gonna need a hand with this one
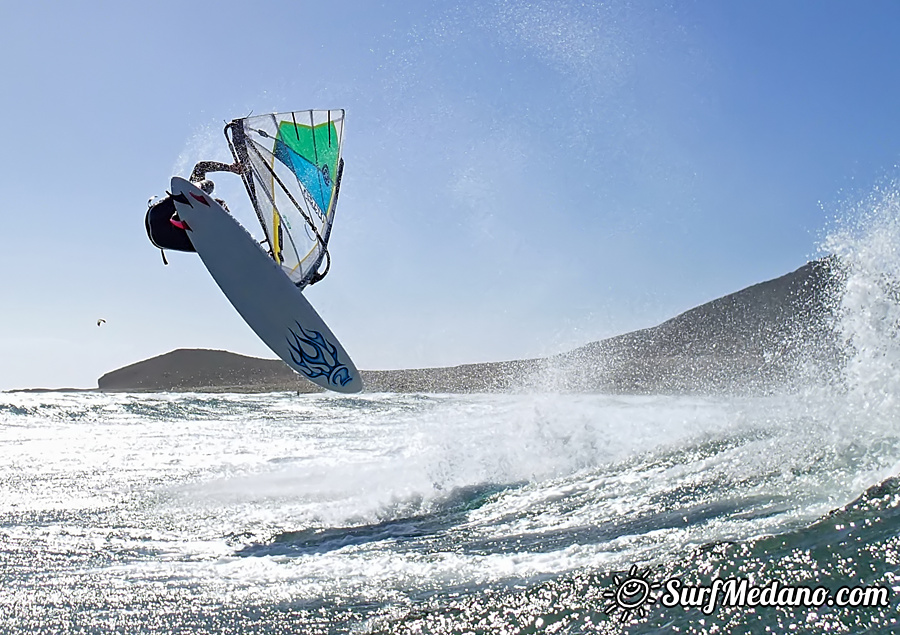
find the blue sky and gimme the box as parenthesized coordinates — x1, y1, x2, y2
(2, 0, 900, 390)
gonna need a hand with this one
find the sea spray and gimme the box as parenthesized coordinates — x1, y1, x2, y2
(1, 393, 899, 631)
(825, 183, 900, 413)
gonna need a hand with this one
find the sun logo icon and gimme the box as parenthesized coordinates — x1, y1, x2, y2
(602, 564, 663, 622)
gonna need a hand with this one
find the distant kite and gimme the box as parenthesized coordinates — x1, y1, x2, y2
(97, 319, 106, 327)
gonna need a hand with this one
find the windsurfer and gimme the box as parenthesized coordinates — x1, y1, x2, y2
(145, 161, 241, 258)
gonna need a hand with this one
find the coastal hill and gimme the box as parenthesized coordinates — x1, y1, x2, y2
(97, 259, 841, 394)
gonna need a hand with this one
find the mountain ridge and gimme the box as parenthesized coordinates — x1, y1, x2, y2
(96, 258, 841, 394)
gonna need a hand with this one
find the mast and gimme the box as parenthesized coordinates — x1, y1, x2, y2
(225, 120, 273, 256)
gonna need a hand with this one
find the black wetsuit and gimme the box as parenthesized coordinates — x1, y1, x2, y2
(145, 195, 195, 252)
(145, 162, 241, 254)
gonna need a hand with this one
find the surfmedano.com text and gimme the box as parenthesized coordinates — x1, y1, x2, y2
(662, 577, 890, 615)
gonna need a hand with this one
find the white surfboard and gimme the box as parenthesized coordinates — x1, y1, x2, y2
(170, 177, 362, 393)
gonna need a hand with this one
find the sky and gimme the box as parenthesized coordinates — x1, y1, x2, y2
(2, 0, 900, 390)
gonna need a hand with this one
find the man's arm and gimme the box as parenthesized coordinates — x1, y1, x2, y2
(190, 161, 241, 183)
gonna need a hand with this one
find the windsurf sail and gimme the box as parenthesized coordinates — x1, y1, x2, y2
(225, 110, 345, 288)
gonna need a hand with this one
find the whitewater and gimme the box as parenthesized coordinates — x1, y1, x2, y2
(5, 191, 900, 633)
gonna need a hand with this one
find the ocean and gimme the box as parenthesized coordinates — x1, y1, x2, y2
(4, 197, 900, 634)
(0, 387, 898, 634)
